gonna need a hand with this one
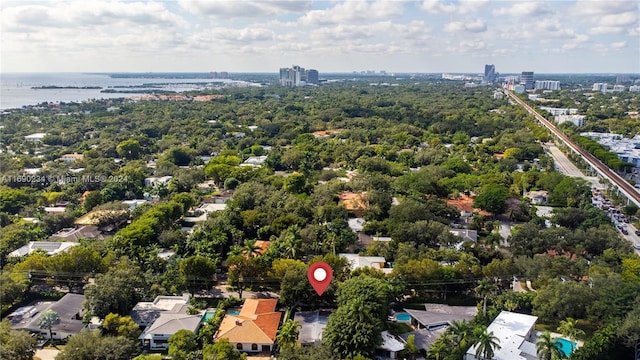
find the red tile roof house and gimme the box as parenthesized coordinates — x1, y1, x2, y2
(214, 299, 282, 354)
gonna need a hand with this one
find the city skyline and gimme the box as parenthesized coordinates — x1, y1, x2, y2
(1, 0, 638, 73)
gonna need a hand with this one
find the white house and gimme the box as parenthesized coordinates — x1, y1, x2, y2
(144, 176, 173, 188)
(339, 253, 392, 274)
(25, 133, 47, 141)
(465, 311, 539, 360)
(9, 241, 79, 257)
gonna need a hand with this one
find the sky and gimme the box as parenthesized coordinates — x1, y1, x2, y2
(1, 0, 639, 74)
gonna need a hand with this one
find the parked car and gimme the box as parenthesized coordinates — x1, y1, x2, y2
(635, 230, 640, 236)
(622, 229, 629, 235)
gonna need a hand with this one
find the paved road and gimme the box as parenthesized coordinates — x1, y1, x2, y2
(547, 145, 585, 177)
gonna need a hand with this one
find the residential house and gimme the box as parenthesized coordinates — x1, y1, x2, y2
(339, 191, 368, 217)
(241, 156, 268, 167)
(9, 241, 79, 257)
(524, 190, 549, 205)
(25, 133, 47, 142)
(139, 313, 202, 351)
(449, 229, 479, 243)
(144, 176, 173, 188)
(49, 226, 102, 241)
(404, 304, 477, 330)
(122, 199, 148, 209)
(465, 311, 539, 360)
(8, 293, 85, 340)
(215, 298, 282, 353)
(378, 331, 406, 359)
(60, 153, 84, 162)
(131, 295, 191, 327)
(339, 253, 392, 274)
(294, 310, 330, 346)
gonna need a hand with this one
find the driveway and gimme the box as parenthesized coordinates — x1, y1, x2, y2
(35, 349, 60, 360)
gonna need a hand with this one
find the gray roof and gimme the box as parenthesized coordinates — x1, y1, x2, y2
(380, 330, 406, 352)
(8, 293, 85, 335)
(49, 226, 102, 241)
(400, 328, 447, 351)
(139, 313, 202, 339)
(130, 295, 190, 326)
(294, 310, 330, 345)
(404, 304, 477, 329)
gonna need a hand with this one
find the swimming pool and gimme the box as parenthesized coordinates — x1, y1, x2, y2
(555, 337, 577, 357)
(395, 313, 411, 322)
(227, 309, 240, 316)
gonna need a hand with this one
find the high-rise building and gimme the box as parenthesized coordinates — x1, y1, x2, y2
(484, 64, 496, 83)
(521, 72, 534, 90)
(534, 80, 560, 91)
(592, 83, 608, 92)
(307, 69, 319, 85)
(279, 65, 319, 86)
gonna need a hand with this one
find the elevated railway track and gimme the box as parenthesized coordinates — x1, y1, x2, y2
(505, 90, 640, 207)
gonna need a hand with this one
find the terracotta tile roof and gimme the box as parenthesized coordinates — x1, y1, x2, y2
(339, 191, 368, 211)
(215, 299, 281, 344)
(446, 195, 491, 217)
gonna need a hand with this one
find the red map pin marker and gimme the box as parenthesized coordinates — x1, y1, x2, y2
(308, 262, 333, 296)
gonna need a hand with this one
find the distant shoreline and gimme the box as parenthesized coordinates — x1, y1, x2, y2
(31, 86, 102, 90)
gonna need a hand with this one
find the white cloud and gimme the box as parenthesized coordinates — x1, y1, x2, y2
(299, 1, 404, 26)
(178, 0, 311, 18)
(444, 19, 487, 33)
(573, 0, 638, 16)
(599, 12, 638, 27)
(1, 1, 186, 33)
(611, 41, 627, 49)
(589, 26, 626, 35)
(421, 0, 488, 14)
(493, 1, 552, 17)
(211, 27, 276, 43)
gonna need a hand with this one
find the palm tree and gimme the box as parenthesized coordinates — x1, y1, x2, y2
(474, 329, 501, 360)
(536, 331, 564, 360)
(38, 309, 60, 341)
(242, 239, 261, 258)
(449, 319, 473, 347)
(474, 278, 498, 318)
(276, 319, 300, 350)
(558, 317, 584, 353)
(427, 339, 448, 360)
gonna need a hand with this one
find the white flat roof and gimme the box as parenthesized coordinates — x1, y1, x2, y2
(467, 311, 538, 360)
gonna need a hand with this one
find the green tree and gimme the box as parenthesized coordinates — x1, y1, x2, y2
(85, 257, 147, 318)
(179, 255, 217, 295)
(618, 309, 640, 360)
(276, 319, 301, 351)
(38, 309, 60, 340)
(473, 184, 509, 216)
(400, 334, 420, 360)
(56, 331, 140, 360)
(101, 313, 141, 340)
(475, 278, 498, 318)
(557, 318, 584, 353)
(474, 328, 501, 360)
(168, 329, 198, 360)
(0, 319, 36, 360)
(336, 275, 392, 320)
(536, 331, 564, 360)
(116, 139, 143, 160)
(323, 299, 382, 359)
